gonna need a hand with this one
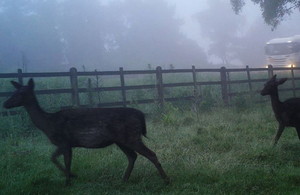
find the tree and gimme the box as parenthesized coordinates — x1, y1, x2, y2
(195, 0, 245, 65)
(0, 0, 207, 72)
(58, 0, 106, 70)
(102, 0, 207, 69)
(0, 0, 62, 72)
(231, 0, 300, 29)
(233, 19, 275, 67)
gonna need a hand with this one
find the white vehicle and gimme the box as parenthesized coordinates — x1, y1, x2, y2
(265, 35, 300, 67)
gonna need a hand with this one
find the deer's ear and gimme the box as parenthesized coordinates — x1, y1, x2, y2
(277, 78, 288, 85)
(28, 78, 35, 89)
(11, 81, 22, 89)
(271, 74, 277, 80)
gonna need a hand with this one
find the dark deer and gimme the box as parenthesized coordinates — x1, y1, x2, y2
(3, 78, 169, 185)
(261, 75, 300, 145)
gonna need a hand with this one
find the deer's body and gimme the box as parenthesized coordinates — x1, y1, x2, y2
(261, 75, 300, 144)
(271, 98, 300, 127)
(3, 79, 169, 185)
(27, 106, 146, 148)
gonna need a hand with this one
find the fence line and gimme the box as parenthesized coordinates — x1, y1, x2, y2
(0, 65, 299, 110)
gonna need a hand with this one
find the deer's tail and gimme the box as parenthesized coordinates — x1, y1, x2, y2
(140, 113, 147, 138)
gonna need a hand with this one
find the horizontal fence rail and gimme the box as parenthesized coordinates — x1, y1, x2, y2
(0, 65, 300, 114)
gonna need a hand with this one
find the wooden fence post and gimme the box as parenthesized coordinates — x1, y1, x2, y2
(87, 78, 94, 107)
(246, 65, 252, 90)
(192, 66, 199, 99)
(268, 65, 274, 78)
(227, 71, 231, 104)
(220, 66, 228, 106)
(291, 65, 296, 97)
(156, 66, 164, 109)
(17, 69, 23, 84)
(70, 67, 80, 106)
(119, 67, 127, 107)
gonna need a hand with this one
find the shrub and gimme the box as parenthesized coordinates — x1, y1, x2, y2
(199, 86, 216, 112)
(161, 103, 180, 126)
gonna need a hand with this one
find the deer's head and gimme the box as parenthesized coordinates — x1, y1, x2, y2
(260, 75, 287, 96)
(3, 78, 35, 109)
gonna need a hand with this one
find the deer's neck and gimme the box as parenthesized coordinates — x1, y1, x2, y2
(270, 92, 283, 115)
(23, 95, 51, 133)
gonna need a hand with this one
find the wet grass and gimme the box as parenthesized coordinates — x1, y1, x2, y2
(2, 104, 300, 194)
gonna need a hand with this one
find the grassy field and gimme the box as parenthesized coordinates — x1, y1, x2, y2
(1, 69, 300, 194)
(2, 102, 300, 194)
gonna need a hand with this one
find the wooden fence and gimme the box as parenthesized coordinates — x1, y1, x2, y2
(0, 65, 299, 110)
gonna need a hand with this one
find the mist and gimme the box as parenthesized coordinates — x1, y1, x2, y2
(0, 0, 300, 72)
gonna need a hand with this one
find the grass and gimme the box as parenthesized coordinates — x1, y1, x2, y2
(1, 69, 300, 194)
(2, 103, 300, 194)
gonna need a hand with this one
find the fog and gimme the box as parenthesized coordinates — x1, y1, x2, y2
(0, 0, 300, 72)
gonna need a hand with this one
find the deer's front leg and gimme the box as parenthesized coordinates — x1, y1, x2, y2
(63, 147, 73, 186)
(274, 123, 285, 145)
(295, 126, 300, 141)
(51, 146, 76, 186)
(51, 147, 65, 174)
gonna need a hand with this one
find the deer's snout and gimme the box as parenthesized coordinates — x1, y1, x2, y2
(260, 90, 266, 96)
(3, 95, 23, 109)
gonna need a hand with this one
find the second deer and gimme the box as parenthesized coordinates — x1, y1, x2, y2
(261, 75, 300, 145)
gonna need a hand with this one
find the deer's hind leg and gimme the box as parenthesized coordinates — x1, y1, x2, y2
(130, 142, 169, 184)
(116, 143, 137, 181)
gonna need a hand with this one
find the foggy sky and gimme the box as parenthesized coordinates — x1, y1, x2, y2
(1, 0, 300, 72)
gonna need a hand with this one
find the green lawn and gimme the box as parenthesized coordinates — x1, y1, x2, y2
(1, 103, 300, 195)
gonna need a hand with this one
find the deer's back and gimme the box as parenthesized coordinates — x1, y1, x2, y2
(49, 107, 146, 148)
